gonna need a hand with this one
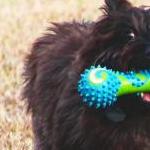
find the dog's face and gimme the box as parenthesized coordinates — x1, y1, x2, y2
(97, 1, 150, 70)
(77, 0, 150, 148)
(94, 0, 150, 118)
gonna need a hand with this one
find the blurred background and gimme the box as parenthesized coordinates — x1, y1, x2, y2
(0, 0, 149, 149)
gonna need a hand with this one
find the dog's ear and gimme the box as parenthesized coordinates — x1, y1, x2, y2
(104, 0, 132, 13)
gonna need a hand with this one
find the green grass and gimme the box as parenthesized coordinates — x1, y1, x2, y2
(0, 0, 149, 149)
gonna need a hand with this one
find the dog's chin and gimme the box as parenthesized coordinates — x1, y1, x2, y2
(105, 93, 150, 124)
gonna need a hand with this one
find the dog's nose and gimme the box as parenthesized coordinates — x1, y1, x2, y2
(105, 106, 126, 122)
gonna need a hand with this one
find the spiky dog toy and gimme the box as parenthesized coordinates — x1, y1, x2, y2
(78, 66, 150, 109)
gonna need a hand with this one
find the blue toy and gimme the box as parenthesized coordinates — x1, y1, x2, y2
(77, 66, 150, 109)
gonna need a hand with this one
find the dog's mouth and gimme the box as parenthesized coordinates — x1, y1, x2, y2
(140, 93, 150, 103)
(105, 93, 150, 123)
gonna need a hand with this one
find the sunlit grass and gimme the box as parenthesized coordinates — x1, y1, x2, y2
(0, 0, 149, 149)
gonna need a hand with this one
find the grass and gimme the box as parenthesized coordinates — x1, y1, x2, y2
(0, 0, 149, 149)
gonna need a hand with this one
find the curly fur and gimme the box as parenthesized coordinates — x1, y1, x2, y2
(23, 0, 150, 150)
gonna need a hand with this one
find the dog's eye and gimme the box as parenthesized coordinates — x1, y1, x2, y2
(129, 32, 135, 39)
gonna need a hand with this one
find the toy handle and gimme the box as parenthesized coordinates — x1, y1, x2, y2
(117, 73, 150, 96)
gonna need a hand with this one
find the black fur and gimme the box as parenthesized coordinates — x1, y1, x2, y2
(23, 0, 150, 149)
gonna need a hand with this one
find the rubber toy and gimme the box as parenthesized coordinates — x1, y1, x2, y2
(78, 66, 150, 109)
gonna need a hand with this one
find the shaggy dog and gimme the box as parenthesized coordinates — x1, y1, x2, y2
(23, 0, 150, 149)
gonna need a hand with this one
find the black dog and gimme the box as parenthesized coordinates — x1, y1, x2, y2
(23, 0, 150, 149)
